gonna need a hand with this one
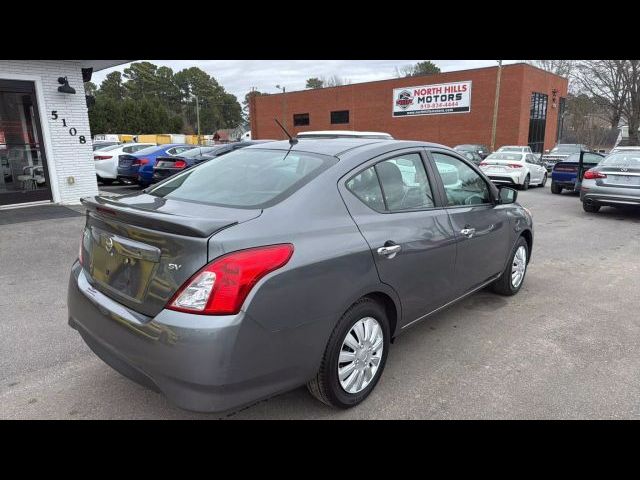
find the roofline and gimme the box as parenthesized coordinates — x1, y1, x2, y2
(261, 62, 568, 98)
(80, 60, 133, 72)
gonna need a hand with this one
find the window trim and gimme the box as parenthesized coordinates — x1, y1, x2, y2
(425, 148, 498, 209)
(343, 149, 443, 214)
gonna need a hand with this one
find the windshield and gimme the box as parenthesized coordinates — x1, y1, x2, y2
(148, 148, 337, 208)
(600, 152, 640, 167)
(550, 144, 582, 154)
(486, 153, 524, 161)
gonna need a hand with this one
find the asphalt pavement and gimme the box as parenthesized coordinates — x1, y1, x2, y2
(1, 183, 639, 419)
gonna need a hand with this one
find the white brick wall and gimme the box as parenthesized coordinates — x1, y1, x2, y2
(0, 60, 99, 205)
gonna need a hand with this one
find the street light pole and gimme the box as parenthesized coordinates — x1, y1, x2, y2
(490, 60, 503, 153)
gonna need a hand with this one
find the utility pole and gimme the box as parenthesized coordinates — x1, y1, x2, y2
(276, 85, 286, 130)
(491, 60, 503, 153)
(193, 94, 201, 145)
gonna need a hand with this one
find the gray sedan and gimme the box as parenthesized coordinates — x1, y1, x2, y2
(580, 149, 640, 212)
(68, 138, 534, 413)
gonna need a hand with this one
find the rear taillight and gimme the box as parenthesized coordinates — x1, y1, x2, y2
(132, 157, 150, 166)
(583, 169, 607, 179)
(508, 163, 523, 169)
(479, 161, 488, 167)
(167, 244, 294, 315)
(94, 155, 113, 161)
(173, 160, 187, 168)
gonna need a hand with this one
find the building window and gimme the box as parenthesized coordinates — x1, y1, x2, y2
(527, 92, 548, 154)
(293, 113, 309, 126)
(557, 97, 566, 141)
(331, 110, 349, 124)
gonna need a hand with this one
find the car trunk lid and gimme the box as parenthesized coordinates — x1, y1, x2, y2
(599, 165, 640, 188)
(80, 194, 262, 317)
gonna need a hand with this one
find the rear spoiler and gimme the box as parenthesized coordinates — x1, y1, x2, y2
(80, 195, 240, 238)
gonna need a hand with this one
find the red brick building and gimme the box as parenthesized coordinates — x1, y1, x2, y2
(250, 63, 568, 153)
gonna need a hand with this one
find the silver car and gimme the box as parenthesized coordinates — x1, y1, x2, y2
(68, 139, 534, 412)
(580, 149, 640, 212)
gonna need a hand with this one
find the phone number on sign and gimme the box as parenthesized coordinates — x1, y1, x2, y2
(419, 102, 460, 109)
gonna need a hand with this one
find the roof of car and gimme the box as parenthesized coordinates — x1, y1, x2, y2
(244, 138, 451, 157)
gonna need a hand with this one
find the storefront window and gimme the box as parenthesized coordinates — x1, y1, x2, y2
(0, 80, 52, 205)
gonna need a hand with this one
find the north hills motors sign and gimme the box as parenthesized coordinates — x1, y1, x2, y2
(393, 80, 472, 117)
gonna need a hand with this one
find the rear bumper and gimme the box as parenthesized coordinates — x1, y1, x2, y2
(484, 171, 525, 186)
(581, 191, 640, 207)
(67, 262, 316, 413)
(117, 166, 139, 181)
(152, 168, 180, 183)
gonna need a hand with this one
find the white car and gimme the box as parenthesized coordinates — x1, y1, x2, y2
(479, 152, 547, 190)
(94, 143, 156, 184)
(496, 145, 533, 154)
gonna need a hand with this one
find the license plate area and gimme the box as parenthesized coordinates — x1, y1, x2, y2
(606, 175, 640, 186)
(87, 227, 161, 303)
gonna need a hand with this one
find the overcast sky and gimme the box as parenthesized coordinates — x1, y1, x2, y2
(92, 60, 520, 101)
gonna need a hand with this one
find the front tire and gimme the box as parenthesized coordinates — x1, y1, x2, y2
(551, 182, 562, 194)
(491, 236, 529, 296)
(307, 297, 390, 409)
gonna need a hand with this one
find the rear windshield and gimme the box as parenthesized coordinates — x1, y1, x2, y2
(499, 147, 523, 152)
(486, 153, 524, 161)
(600, 152, 640, 167)
(147, 148, 337, 208)
(134, 145, 164, 156)
(181, 146, 222, 158)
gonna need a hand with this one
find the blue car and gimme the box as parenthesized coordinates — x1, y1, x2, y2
(117, 144, 196, 187)
(550, 151, 605, 194)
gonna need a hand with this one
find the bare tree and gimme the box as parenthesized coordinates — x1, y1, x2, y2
(322, 75, 350, 87)
(525, 60, 577, 92)
(574, 60, 631, 133)
(620, 60, 640, 145)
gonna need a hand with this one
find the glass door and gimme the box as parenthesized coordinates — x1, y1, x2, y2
(0, 79, 52, 206)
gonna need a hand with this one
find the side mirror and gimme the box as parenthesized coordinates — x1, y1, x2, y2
(498, 186, 518, 204)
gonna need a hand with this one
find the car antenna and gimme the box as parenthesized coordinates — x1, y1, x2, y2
(274, 118, 298, 146)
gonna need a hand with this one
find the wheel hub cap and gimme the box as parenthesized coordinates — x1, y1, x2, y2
(511, 245, 527, 288)
(338, 317, 384, 394)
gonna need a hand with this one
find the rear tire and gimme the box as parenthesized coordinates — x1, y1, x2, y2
(551, 182, 562, 194)
(582, 201, 601, 213)
(490, 236, 529, 296)
(307, 297, 390, 409)
(100, 178, 114, 186)
(519, 176, 530, 191)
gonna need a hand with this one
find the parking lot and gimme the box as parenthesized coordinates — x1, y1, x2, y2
(1, 182, 639, 419)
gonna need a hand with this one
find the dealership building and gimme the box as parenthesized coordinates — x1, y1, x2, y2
(250, 63, 568, 154)
(0, 60, 126, 208)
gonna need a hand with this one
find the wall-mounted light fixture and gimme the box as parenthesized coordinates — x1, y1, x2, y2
(57, 76, 76, 94)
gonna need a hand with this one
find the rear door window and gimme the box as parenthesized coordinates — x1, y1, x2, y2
(375, 154, 435, 211)
(346, 166, 385, 211)
(148, 148, 337, 208)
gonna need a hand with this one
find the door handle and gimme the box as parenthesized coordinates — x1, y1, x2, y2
(460, 227, 476, 238)
(377, 244, 401, 259)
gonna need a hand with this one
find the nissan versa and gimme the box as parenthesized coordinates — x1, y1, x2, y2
(68, 138, 534, 413)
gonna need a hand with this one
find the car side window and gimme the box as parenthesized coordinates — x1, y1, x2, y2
(431, 152, 492, 207)
(585, 153, 603, 163)
(375, 153, 435, 211)
(346, 166, 385, 211)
